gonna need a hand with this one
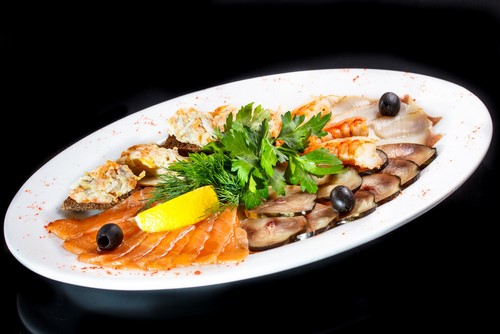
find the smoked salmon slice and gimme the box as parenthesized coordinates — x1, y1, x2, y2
(106, 231, 170, 269)
(169, 217, 215, 266)
(194, 208, 240, 265)
(133, 225, 195, 269)
(77, 225, 148, 266)
(46, 187, 151, 239)
(62, 220, 138, 255)
(45, 188, 249, 271)
(145, 227, 196, 270)
(145, 208, 249, 270)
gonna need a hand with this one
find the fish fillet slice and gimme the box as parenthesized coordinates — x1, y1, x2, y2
(131, 225, 195, 269)
(193, 208, 237, 265)
(216, 223, 249, 264)
(45, 188, 150, 239)
(77, 222, 147, 266)
(62, 220, 137, 255)
(108, 231, 170, 269)
(169, 218, 215, 266)
(145, 228, 196, 270)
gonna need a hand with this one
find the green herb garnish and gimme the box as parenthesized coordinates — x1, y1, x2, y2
(148, 102, 345, 210)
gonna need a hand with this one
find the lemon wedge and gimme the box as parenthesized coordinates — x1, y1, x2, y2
(135, 185, 219, 232)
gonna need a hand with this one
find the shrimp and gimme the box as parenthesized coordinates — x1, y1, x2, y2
(323, 116, 369, 139)
(305, 136, 383, 170)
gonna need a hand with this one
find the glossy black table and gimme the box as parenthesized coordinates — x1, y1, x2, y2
(2, 2, 499, 333)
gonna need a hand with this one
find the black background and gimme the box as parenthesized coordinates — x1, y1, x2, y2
(2, 1, 499, 333)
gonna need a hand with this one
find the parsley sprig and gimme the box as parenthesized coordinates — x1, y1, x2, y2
(149, 102, 345, 210)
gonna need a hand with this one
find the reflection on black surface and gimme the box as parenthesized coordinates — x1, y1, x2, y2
(17, 257, 372, 333)
(17, 281, 81, 334)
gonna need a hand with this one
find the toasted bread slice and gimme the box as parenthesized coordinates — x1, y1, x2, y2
(61, 192, 132, 211)
(61, 197, 118, 211)
(61, 188, 140, 211)
(161, 135, 201, 156)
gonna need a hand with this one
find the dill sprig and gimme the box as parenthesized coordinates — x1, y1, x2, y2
(144, 151, 243, 210)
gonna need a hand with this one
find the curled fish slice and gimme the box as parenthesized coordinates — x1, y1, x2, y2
(369, 96, 441, 146)
(330, 95, 380, 123)
(291, 94, 342, 121)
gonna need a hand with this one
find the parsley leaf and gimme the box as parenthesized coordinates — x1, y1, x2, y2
(277, 111, 330, 152)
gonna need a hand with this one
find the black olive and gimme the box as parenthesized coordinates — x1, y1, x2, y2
(330, 185, 355, 213)
(96, 223, 123, 250)
(378, 92, 401, 116)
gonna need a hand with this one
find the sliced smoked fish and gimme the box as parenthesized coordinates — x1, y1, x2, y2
(193, 208, 238, 265)
(107, 230, 170, 270)
(132, 225, 195, 269)
(46, 186, 250, 271)
(216, 224, 249, 264)
(145, 228, 196, 270)
(63, 231, 97, 255)
(45, 187, 151, 239)
(77, 221, 147, 266)
(62, 220, 138, 255)
(169, 217, 215, 267)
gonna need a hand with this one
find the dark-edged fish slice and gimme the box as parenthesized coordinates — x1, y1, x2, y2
(377, 143, 437, 169)
(360, 173, 402, 205)
(380, 158, 420, 188)
(337, 190, 377, 223)
(244, 192, 317, 218)
(304, 203, 339, 236)
(355, 149, 389, 175)
(241, 216, 308, 251)
(317, 166, 363, 199)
